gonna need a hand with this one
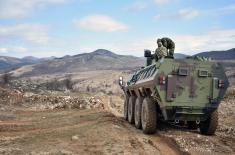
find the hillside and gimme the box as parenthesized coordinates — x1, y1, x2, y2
(194, 48, 235, 60)
(0, 56, 23, 70)
(3, 48, 235, 77)
(0, 56, 55, 71)
(174, 53, 189, 59)
(11, 49, 145, 77)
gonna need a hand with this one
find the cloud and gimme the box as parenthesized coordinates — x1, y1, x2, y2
(154, 0, 170, 6)
(2, 29, 234, 57)
(155, 8, 200, 20)
(0, 0, 68, 19)
(177, 9, 200, 20)
(0, 24, 50, 45)
(207, 3, 235, 16)
(0, 47, 28, 54)
(23, 50, 61, 58)
(13, 47, 28, 53)
(0, 46, 68, 58)
(0, 48, 8, 53)
(155, 3, 235, 21)
(218, 3, 235, 13)
(171, 29, 235, 54)
(125, 1, 148, 12)
(74, 15, 129, 32)
(78, 29, 235, 56)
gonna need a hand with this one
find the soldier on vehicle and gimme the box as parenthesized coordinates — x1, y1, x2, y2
(155, 39, 168, 59)
(160, 37, 175, 57)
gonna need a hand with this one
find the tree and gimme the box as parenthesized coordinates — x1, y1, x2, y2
(1, 72, 12, 86)
(64, 76, 73, 90)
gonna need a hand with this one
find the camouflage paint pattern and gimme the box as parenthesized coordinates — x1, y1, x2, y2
(125, 57, 229, 122)
(160, 37, 175, 56)
(155, 46, 168, 58)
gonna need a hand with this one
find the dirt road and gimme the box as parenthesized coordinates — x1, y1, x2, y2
(0, 109, 185, 155)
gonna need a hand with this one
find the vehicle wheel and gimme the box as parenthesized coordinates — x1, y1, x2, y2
(135, 97, 143, 129)
(124, 95, 129, 120)
(200, 110, 218, 135)
(187, 121, 198, 130)
(128, 96, 136, 124)
(141, 97, 157, 134)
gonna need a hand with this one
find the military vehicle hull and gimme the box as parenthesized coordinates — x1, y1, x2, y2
(120, 57, 229, 135)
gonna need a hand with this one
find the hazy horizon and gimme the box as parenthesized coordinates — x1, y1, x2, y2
(1, 47, 234, 59)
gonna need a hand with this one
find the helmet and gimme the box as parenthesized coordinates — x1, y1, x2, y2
(157, 39, 162, 43)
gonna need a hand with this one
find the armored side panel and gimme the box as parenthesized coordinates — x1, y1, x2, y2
(126, 58, 229, 122)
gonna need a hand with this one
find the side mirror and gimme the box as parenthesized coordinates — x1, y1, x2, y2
(119, 76, 123, 86)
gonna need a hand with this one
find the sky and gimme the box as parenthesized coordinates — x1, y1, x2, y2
(0, 0, 235, 58)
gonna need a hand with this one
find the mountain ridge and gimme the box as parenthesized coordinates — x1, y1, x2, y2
(1, 48, 235, 75)
(194, 48, 235, 60)
(9, 49, 144, 77)
(0, 55, 56, 71)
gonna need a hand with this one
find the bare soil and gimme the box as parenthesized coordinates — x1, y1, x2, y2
(0, 60, 234, 155)
(0, 91, 233, 155)
(0, 109, 185, 155)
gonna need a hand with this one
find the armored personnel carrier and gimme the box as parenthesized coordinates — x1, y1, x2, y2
(119, 50, 229, 135)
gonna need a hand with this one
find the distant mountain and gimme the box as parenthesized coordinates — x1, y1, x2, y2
(0, 56, 23, 70)
(4, 48, 235, 76)
(0, 55, 56, 71)
(40, 56, 57, 61)
(11, 49, 145, 77)
(22, 56, 41, 64)
(194, 48, 235, 60)
(174, 53, 189, 59)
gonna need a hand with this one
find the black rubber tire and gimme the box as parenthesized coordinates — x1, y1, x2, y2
(187, 121, 198, 130)
(200, 110, 218, 135)
(128, 96, 136, 124)
(141, 97, 157, 134)
(134, 97, 143, 129)
(124, 95, 129, 120)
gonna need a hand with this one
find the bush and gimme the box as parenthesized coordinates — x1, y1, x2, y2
(0, 72, 12, 86)
(45, 77, 74, 91)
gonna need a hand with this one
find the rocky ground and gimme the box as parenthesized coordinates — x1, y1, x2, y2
(0, 87, 104, 111)
(102, 87, 235, 155)
(109, 88, 235, 155)
(0, 85, 234, 155)
(0, 61, 234, 155)
(158, 94, 235, 154)
(0, 86, 185, 155)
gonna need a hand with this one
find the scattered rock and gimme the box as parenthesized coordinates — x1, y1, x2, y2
(71, 135, 79, 141)
(0, 87, 104, 110)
